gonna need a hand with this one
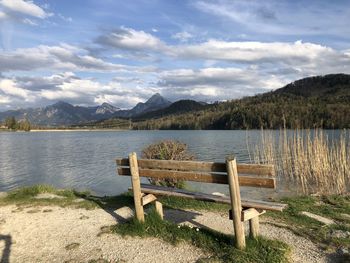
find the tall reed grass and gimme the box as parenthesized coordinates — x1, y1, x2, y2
(250, 129, 350, 195)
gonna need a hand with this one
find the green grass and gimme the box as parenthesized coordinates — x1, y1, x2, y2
(0, 184, 134, 210)
(159, 193, 350, 251)
(113, 209, 290, 263)
(267, 195, 350, 250)
(2, 185, 348, 258)
(159, 196, 230, 212)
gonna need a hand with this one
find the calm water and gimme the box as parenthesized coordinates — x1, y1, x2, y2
(0, 130, 343, 199)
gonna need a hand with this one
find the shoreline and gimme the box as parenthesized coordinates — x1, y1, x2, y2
(24, 128, 129, 132)
(0, 185, 348, 262)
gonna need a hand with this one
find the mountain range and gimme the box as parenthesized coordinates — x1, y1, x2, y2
(1, 74, 350, 128)
(0, 93, 171, 126)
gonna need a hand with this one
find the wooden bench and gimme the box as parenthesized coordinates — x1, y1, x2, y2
(116, 152, 287, 249)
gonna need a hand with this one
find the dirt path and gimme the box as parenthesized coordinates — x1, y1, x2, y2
(0, 206, 206, 263)
(0, 205, 336, 263)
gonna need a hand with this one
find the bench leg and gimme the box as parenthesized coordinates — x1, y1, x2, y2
(249, 216, 259, 239)
(226, 157, 246, 250)
(155, 201, 164, 220)
(129, 152, 145, 222)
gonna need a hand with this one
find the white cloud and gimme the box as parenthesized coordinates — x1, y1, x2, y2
(40, 89, 79, 100)
(0, 72, 161, 110)
(96, 26, 166, 51)
(22, 17, 37, 25)
(57, 13, 72, 22)
(172, 31, 193, 42)
(165, 40, 350, 78)
(0, 44, 135, 72)
(0, 78, 35, 101)
(0, 10, 8, 19)
(96, 27, 350, 78)
(178, 85, 218, 97)
(0, 0, 48, 19)
(0, 95, 11, 104)
(38, 76, 159, 108)
(158, 66, 289, 102)
(1, 20, 350, 110)
(173, 40, 334, 63)
(159, 67, 248, 86)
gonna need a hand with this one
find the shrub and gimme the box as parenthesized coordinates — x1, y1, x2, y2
(141, 140, 194, 188)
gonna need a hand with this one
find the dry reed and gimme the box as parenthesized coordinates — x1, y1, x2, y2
(251, 129, 350, 195)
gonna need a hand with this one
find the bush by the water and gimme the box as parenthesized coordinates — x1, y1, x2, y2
(141, 140, 194, 188)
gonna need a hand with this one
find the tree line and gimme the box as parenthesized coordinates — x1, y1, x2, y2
(2, 117, 31, 131)
(131, 92, 350, 130)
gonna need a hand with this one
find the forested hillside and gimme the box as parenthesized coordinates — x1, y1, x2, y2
(132, 74, 350, 129)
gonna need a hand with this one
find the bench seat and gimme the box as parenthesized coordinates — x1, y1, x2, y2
(133, 183, 287, 212)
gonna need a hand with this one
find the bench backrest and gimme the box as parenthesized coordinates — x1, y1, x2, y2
(116, 157, 276, 189)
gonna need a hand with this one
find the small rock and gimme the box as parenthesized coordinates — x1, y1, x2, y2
(338, 247, 350, 258)
(211, 192, 226, 197)
(331, 229, 350, 239)
(301, 211, 335, 225)
(114, 206, 134, 221)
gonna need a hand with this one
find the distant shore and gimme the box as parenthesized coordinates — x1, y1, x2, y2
(0, 128, 129, 132)
(30, 128, 129, 132)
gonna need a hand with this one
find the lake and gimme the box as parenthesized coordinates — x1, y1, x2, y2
(0, 130, 344, 199)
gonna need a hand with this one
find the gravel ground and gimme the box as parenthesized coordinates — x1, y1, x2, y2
(165, 209, 336, 263)
(0, 205, 207, 263)
(0, 205, 338, 263)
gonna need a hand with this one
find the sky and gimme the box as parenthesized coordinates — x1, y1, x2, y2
(0, 0, 350, 110)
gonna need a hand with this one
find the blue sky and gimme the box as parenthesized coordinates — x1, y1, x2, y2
(0, 0, 350, 110)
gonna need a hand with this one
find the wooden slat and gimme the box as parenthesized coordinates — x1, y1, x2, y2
(249, 216, 260, 239)
(238, 163, 275, 177)
(116, 158, 274, 176)
(135, 184, 287, 212)
(141, 194, 157, 206)
(116, 158, 129, 166)
(117, 167, 276, 188)
(241, 208, 266, 221)
(155, 201, 163, 219)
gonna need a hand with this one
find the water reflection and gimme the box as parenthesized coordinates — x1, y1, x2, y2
(0, 130, 344, 198)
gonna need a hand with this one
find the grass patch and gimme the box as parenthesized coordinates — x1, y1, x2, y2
(159, 196, 229, 212)
(0, 185, 134, 211)
(113, 209, 290, 263)
(267, 194, 350, 250)
(159, 193, 350, 251)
